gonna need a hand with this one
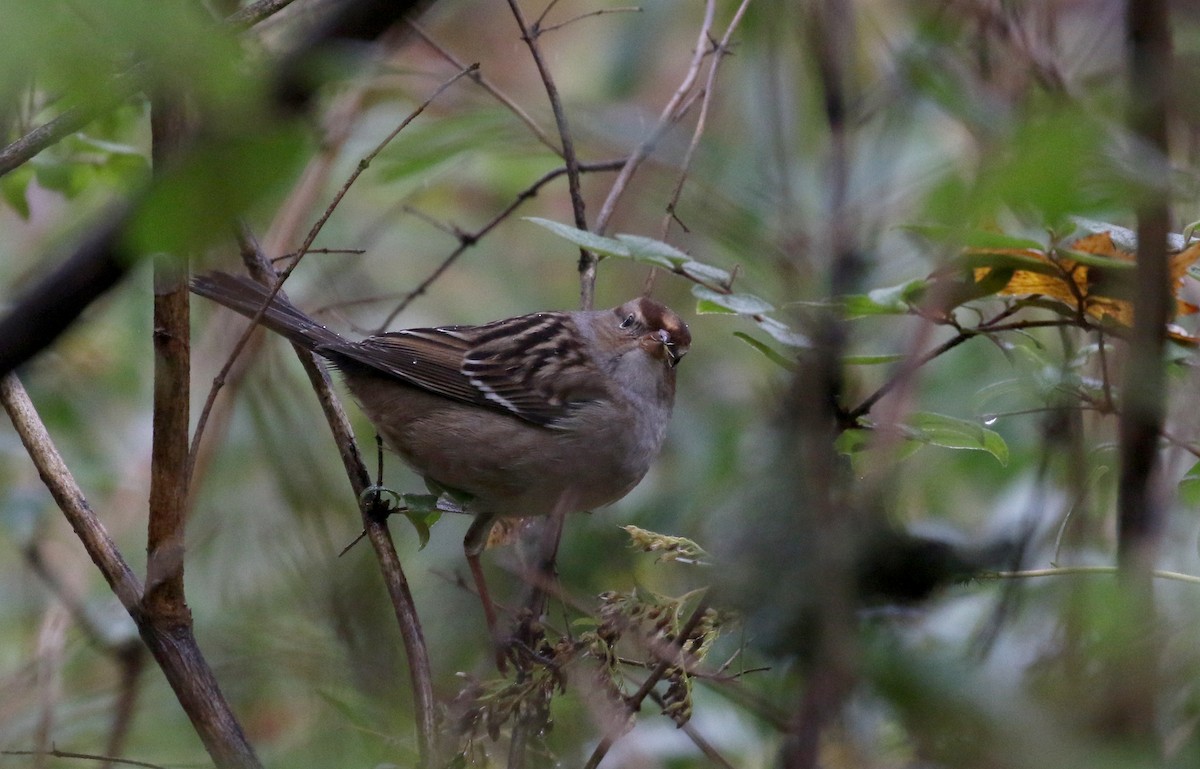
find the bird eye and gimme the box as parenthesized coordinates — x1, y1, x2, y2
(620, 313, 636, 329)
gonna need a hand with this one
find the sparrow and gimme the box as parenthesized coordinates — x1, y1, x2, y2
(192, 272, 690, 659)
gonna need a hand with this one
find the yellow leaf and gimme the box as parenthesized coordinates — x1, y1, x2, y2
(968, 228, 1200, 331)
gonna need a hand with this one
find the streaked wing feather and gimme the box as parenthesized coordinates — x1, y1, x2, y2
(323, 314, 605, 425)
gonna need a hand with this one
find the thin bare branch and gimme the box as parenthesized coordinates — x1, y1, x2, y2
(232, 229, 438, 768)
(1, 748, 168, 769)
(189, 64, 475, 469)
(593, 0, 717, 237)
(846, 316, 1102, 423)
(537, 7, 642, 35)
(378, 158, 626, 328)
(2, 375, 262, 769)
(407, 21, 561, 153)
(226, 0, 300, 27)
(986, 566, 1200, 585)
(659, 0, 751, 241)
(1, 377, 144, 610)
(505, 0, 593, 308)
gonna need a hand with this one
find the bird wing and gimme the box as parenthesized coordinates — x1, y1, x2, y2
(324, 312, 607, 426)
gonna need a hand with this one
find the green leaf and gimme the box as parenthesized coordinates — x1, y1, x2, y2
(1056, 247, 1136, 272)
(692, 285, 774, 315)
(905, 412, 1009, 465)
(402, 511, 439, 550)
(34, 160, 82, 196)
(843, 293, 912, 318)
(955, 250, 1061, 276)
(0, 165, 33, 219)
(1180, 461, 1200, 508)
(125, 128, 307, 255)
(680, 259, 732, 288)
(755, 316, 810, 348)
(615, 234, 691, 267)
(733, 332, 797, 370)
(968, 266, 1016, 299)
(524, 217, 632, 258)
(842, 279, 928, 317)
(72, 134, 144, 156)
(905, 224, 1046, 251)
(400, 495, 442, 550)
(867, 279, 928, 311)
(834, 429, 870, 455)
(401, 493, 441, 513)
(844, 353, 906, 365)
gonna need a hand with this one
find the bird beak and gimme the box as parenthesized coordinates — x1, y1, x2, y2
(655, 330, 685, 367)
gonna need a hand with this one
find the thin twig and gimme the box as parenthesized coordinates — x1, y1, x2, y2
(272, 247, 366, 262)
(188, 64, 476, 471)
(537, 7, 642, 34)
(232, 230, 439, 768)
(583, 598, 712, 769)
(407, 21, 561, 154)
(378, 158, 626, 327)
(659, 0, 751, 242)
(505, 0, 593, 308)
(985, 566, 1200, 585)
(593, 0, 717, 237)
(2, 748, 167, 769)
(226, 0, 300, 27)
(846, 316, 1099, 422)
(1, 377, 145, 611)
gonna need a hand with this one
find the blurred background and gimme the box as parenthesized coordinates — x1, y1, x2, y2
(4, 0, 1200, 767)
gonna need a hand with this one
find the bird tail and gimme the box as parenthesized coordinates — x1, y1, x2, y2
(191, 272, 346, 352)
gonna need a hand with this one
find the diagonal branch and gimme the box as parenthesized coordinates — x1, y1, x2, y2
(231, 229, 439, 768)
(0, 0, 428, 380)
(2, 375, 263, 769)
(505, 0, 594, 308)
(593, 0, 717, 238)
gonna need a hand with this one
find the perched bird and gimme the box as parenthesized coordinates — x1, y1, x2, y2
(192, 272, 690, 658)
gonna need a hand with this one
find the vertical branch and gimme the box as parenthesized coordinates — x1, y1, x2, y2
(146, 98, 192, 617)
(1119, 0, 1171, 574)
(1107, 0, 1172, 742)
(783, 1, 861, 766)
(505, 0, 594, 308)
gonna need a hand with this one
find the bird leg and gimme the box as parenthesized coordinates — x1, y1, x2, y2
(463, 512, 508, 672)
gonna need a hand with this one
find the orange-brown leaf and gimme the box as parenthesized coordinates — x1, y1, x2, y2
(969, 228, 1200, 326)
